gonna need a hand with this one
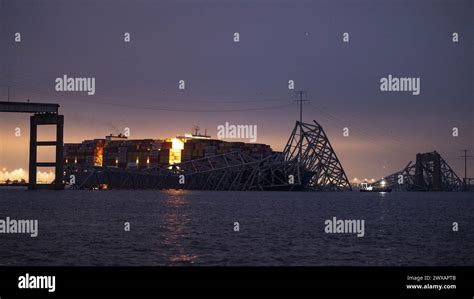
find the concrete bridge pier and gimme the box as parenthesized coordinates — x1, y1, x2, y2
(28, 113, 64, 190)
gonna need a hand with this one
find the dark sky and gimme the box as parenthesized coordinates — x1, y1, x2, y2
(1, 0, 473, 180)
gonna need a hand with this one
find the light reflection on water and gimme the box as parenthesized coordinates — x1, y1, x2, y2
(161, 190, 198, 264)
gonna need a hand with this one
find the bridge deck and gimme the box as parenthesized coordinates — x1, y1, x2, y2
(0, 101, 59, 113)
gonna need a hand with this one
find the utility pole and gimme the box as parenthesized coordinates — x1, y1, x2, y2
(294, 91, 308, 161)
(294, 90, 308, 124)
(1, 85, 12, 102)
(460, 149, 472, 186)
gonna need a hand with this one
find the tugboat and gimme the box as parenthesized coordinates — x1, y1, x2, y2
(359, 182, 392, 192)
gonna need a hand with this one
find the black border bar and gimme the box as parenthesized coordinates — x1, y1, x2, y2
(0, 266, 473, 298)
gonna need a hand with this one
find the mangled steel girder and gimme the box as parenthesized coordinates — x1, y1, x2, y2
(375, 151, 463, 191)
(282, 121, 352, 191)
(174, 120, 351, 191)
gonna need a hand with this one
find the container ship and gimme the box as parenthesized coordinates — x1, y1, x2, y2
(63, 131, 274, 170)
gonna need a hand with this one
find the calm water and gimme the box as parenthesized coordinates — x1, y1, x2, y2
(0, 189, 473, 266)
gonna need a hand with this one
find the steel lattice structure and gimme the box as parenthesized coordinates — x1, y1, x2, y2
(374, 151, 463, 191)
(67, 120, 352, 191)
(282, 121, 352, 191)
(161, 152, 301, 191)
(65, 165, 176, 190)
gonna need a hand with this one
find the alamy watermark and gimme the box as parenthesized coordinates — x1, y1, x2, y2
(0, 217, 38, 237)
(324, 216, 365, 237)
(18, 273, 55, 293)
(55, 74, 96, 95)
(380, 74, 420, 95)
(217, 122, 258, 142)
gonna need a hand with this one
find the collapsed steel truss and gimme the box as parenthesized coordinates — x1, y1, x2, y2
(374, 151, 463, 191)
(67, 120, 352, 191)
(153, 151, 302, 191)
(282, 121, 352, 191)
(65, 165, 176, 190)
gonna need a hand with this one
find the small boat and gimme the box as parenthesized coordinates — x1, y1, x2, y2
(360, 187, 392, 192)
(359, 182, 392, 192)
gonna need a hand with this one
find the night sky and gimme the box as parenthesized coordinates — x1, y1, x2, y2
(1, 0, 473, 180)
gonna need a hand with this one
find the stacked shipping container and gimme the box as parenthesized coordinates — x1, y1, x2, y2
(64, 136, 274, 168)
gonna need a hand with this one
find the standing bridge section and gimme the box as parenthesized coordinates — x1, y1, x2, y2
(0, 101, 64, 190)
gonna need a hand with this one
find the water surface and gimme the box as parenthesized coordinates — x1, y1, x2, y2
(0, 189, 472, 266)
